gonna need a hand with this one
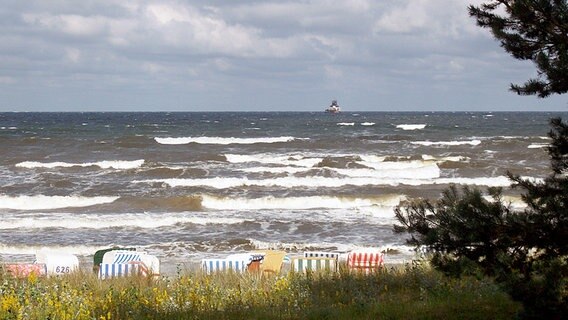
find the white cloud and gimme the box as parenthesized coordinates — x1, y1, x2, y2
(23, 13, 108, 37)
(1, 0, 564, 111)
(65, 48, 81, 63)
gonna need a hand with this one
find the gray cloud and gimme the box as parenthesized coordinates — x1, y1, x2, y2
(0, 0, 565, 111)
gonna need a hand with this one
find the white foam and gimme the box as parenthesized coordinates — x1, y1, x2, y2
(396, 124, 426, 130)
(240, 163, 440, 180)
(528, 143, 549, 149)
(0, 195, 119, 210)
(483, 195, 526, 211)
(361, 122, 375, 126)
(138, 174, 513, 189)
(226, 153, 450, 173)
(0, 244, 108, 256)
(16, 159, 145, 170)
(225, 154, 322, 167)
(411, 140, 481, 146)
(154, 136, 301, 145)
(337, 122, 355, 126)
(421, 155, 469, 162)
(200, 194, 406, 210)
(0, 212, 247, 230)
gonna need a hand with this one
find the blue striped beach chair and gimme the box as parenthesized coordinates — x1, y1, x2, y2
(100, 251, 160, 278)
(112, 252, 142, 264)
(291, 257, 338, 273)
(98, 263, 142, 279)
(201, 258, 249, 274)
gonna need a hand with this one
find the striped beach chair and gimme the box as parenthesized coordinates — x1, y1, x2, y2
(291, 257, 337, 273)
(93, 247, 135, 273)
(201, 252, 264, 274)
(201, 258, 249, 274)
(304, 251, 340, 259)
(98, 263, 143, 279)
(99, 251, 160, 279)
(347, 249, 384, 273)
(111, 252, 143, 264)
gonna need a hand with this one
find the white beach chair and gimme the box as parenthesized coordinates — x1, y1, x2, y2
(35, 251, 79, 276)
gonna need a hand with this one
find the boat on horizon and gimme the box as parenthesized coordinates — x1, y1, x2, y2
(325, 100, 341, 114)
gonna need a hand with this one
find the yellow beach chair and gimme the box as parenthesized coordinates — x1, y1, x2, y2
(255, 250, 287, 275)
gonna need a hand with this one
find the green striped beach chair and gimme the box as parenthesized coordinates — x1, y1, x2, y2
(291, 257, 337, 273)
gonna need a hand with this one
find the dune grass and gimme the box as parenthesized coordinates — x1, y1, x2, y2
(0, 262, 520, 319)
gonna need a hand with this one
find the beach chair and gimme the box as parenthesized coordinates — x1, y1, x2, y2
(291, 257, 337, 273)
(35, 251, 79, 276)
(93, 247, 135, 273)
(3, 263, 47, 278)
(98, 263, 144, 279)
(347, 249, 384, 273)
(99, 250, 160, 279)
(201, 258, 248, 274)
(255, 250, 287, 275)
(303, 251, 340, 260)
(201, 253, 264, 274)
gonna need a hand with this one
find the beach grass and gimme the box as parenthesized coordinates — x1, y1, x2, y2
(0, 262, 520, 319)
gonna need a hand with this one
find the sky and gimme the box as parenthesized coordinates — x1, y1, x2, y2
(0, 0, 566, 112)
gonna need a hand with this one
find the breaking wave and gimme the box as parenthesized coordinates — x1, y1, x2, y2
(0, 195, 119, 210)
(200, 194, 406, 210)
(396, 124, 426, 130)
(0, 212, 247, 230)
(138, 175, 512, 189)
(154, 136, 302, 145)
(16, 159, 145, 170)
(411, 140, 481, 146)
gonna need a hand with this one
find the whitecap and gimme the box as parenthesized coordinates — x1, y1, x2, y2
(0, 195, 119, 210)
(396, 124, 426, 130)
(154, 136, 300, 145)
(411, 140, 481, 146)
(16, 159, 145, 170)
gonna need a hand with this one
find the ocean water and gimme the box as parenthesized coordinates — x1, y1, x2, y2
(0, 111, 563, 273)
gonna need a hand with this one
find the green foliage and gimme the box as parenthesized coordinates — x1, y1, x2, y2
(0, 265, 519, 320)
(394, 185, 518, 279)
(394, 118, 568, 318)
(468, 0, 568, 97)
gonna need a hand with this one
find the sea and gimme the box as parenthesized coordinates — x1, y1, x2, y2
(0, 111, 564, 274)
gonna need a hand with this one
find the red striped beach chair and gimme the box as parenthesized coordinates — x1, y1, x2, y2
(347, 249, 384, 273)
(3, 263, 47, 278)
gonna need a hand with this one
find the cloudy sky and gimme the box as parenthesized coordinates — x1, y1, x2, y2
(0, 0, 566, 112)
